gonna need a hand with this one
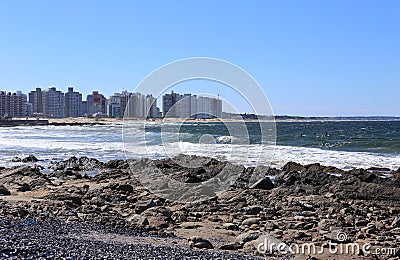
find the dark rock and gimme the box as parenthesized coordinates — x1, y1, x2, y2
(392, 217, 400, 228)
(17, 183, 31, 192)
(274, 170, 338, 188)
(22, 155, 39, 162)
(135, 199, 155, 213)
(0, 184, 11, 195)
(188, 236, 214, 249)
(241, 205, 263, 215)
(282, 161, 304, 172)
(323, 166, 345, 174)
(105, 159, 128, 169)
(305, 163, 324, 172)
(57, 156, 104, 171)
(249, 177, 274, 190)
(219, 242, 243, 250)
(117, 184, 134, 194)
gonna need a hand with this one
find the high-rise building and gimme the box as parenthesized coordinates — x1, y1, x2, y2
(111, 91, 159, 118)
(65, 87, 83, 117)
(107, 93, 122, 118)
(145, 94, 158, 118)
(87, 91, 107, 116)
(22, 102, 33, 117)
(162, 91, 181, 118)
(43, 87, 65, 118)
(28, 88, 43, 114)
(162, 91, 222, 119)
(81, 101, 88, 116)
(0, 91, 29, 117)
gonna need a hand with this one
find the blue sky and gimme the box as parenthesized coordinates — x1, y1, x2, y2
(0, 0, 399, 116)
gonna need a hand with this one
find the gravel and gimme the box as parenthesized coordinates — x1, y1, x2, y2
(0, 217, 264, 259)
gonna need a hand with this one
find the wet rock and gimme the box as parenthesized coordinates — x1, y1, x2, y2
(188, 236, 214, 249)
(0, 184, 11, 195)
(22, 155, 39, 163)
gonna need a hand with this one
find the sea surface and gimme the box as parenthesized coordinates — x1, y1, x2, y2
(1, 120, 400, 170)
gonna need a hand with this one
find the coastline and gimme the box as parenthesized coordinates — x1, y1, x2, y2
(5, 117, 400, 126)
(1, 154, 399, 258)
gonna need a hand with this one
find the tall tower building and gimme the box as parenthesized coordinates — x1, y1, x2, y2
(65, 87, 83, 117)
(43, 87, 65, 118)
(0, 91, 28, 117)
(87, 91, 107, 116)
(28, 87, 43, 114)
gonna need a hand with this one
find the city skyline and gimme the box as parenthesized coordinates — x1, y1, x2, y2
(0, 87, 225, 119)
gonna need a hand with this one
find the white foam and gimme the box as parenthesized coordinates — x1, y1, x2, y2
(1, 124, 400, 170)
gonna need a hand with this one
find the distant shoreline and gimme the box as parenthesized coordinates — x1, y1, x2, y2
(2, 116, 400, 126)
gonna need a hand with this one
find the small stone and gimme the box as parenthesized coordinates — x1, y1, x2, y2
(17, 183, 31, 192)
(188, 236, 213, 249)
(241, 217, 260, 226)
(219, 242, 243, 250)
(180, 222, 202, 229)
(355, 220, 368, 227)
(117, 184, 134, 194)
(236, 231, 261, 243)
(223, 223, 237, 230)
(391, 217, 400, 228)
(127, 214, 149, 227)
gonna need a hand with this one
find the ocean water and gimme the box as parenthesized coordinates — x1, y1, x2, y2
(1, 120, 400, 170)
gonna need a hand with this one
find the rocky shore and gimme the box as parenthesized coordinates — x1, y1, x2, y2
(1, 155, 399, 259)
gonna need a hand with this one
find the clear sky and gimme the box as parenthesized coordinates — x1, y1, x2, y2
(0, 0, 399, 116)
